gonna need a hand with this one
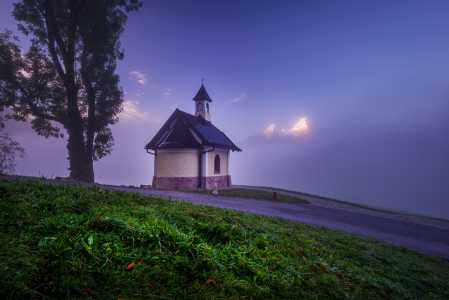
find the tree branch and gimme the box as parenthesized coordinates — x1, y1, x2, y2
(9, 79, 68, 127)
(43, 0, 69, 62)
(41, 1, 68, 86)
(45, 33, 67, 84)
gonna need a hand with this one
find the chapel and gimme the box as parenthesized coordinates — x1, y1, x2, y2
(145, 84, 241, 190)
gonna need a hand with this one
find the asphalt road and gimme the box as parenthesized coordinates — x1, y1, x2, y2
(4, 177, 449, 261)
(94, 184, 449, 261)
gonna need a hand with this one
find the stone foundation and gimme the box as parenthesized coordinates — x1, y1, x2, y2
(201, 175, 232, 190)
(153, 176, 199, 190)
(152, 175, 232, 190)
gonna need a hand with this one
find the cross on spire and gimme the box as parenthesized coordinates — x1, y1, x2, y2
(201, 78, 205, 85)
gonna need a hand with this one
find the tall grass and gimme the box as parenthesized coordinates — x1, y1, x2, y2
(0, 178, 448, 299)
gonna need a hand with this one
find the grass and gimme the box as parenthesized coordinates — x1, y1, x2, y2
(182, 188, 310, 205)
(0, 178, 448, 299)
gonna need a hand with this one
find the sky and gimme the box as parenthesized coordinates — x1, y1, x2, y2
(1, 0, 449, 219)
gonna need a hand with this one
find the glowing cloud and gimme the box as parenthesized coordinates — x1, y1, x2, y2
(129, 71, 148, 85)
(264, 124, 276, 138)
(286, 117, 309, 136)
(226, 93, 248, 104)
(256, 118, 309, 142)
(120, 100, 151, 122)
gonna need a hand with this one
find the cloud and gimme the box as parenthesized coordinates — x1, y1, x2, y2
(286, 117, 309, 136)
(129, 71, 148, 85)
(169, 104, 179, 111)
(226, 93, 248, 104)
(120, 100, 160, 122)
(264, 124, 275, 138)
(149, 85, 173, 99)
(163, 88, 173, 99)
(246, 117, 310, 143)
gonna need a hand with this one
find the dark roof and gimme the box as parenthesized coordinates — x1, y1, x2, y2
(145, 109, 241, 151)
(192, 84, 213, 102)
(155, 118, 203, 149)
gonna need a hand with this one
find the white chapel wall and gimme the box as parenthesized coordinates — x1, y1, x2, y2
(207, 149, 228, 177)
(157, 150, 199, 177)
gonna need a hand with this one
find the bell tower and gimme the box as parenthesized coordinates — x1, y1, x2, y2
(193, 82, 212, 122)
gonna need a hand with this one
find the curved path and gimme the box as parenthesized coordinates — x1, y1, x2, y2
(95, 184, 449, 261)
(3, 177, 449, 261)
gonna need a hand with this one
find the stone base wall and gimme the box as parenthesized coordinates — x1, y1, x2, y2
(153, 175, 232, 190)
(153, 176, 199, 190)
(201, 175, 232, 190)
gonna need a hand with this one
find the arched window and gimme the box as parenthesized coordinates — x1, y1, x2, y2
(214, 154, 220, 173)
(197, 102, 203, 112)
(206, 103, 209, 113)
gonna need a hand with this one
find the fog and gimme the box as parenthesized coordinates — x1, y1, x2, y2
(6, 81, 449, 220)
(2, 0, 448, 220)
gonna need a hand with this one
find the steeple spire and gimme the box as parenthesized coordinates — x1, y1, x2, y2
(193, 83, 213, 102)
(193, 82, 212, 122)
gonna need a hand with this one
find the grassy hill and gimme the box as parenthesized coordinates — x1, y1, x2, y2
(0, 178, 448, 299)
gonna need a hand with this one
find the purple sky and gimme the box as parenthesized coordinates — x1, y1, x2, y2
(1, 0, 449, 219)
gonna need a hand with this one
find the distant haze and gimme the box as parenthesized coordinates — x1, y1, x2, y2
(1, 0, 448, 219)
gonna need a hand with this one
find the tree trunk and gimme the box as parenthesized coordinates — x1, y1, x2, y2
(80, 51, 96, 184)
(66, 124, 89, 182)
(65, 87, 91, 182)
(85, 156, 95, 183)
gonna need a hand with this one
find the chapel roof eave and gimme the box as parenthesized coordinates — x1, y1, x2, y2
(144, 108, 242, 152)
(144, 109, 181, 150)
(178, 111, 242, 151)
(145, 111, 203, 150)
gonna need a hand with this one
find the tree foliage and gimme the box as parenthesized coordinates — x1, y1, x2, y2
(0, 117, 26, 174)
(0, 0, 142, 182)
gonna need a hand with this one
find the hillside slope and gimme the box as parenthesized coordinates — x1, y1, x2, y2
(1, 178, 448, 299)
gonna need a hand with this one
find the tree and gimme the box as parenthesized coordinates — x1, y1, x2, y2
(0, 0, 142, 182)
(0, 117, 26, 174)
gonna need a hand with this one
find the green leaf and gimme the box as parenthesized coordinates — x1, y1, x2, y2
(81, 239, 91, 252)
(88, 235, 94, 246)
